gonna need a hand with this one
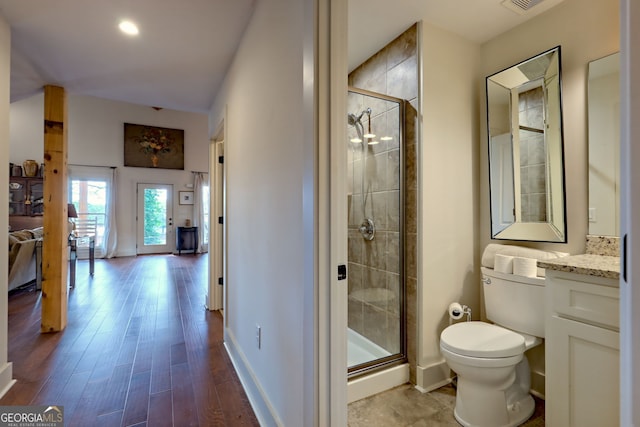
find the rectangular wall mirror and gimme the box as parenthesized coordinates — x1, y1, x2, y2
(487, 46, 567, 242)
(588, 52, 620, 237)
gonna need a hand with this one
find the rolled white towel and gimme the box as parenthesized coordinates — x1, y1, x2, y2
(481, 243, 568, 276)
(494, 254, 514, 274)
(513, 256, 538, 278)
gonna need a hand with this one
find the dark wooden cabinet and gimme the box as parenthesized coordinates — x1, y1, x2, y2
(9, 177, 43, 217)
(176, 226, 198, 255)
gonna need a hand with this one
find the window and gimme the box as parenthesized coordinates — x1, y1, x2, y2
(68, 166, 116, 258)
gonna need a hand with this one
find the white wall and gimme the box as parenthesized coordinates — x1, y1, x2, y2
(479, 0, 619, 255)
(10, 93, 209, 256)
(0, 14, 15, 398)
(208, 0, 314, 425)
(415, 0, 619, 392)
(416, 23, 481, 389)
(478, 0, 619, 396)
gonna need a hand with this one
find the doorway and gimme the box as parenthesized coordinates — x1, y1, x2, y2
(136, 183, 174, 254)
(208, 140, 224, 311)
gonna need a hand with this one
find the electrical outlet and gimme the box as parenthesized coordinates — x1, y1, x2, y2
(256, 324, 262, 349)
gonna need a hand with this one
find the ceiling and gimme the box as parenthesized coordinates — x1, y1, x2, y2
(0, 0, 560, 114)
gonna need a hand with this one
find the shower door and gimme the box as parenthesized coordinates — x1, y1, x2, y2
(347, 87, 405, 377)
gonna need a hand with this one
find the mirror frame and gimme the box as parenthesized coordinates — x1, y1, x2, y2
(486, 46, 567, 243)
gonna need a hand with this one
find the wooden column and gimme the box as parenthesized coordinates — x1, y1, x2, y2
(41, 85, 69, 332)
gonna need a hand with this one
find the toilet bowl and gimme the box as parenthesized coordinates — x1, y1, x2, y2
(440, 321, 540, 427)
(440, 263, 547, 427)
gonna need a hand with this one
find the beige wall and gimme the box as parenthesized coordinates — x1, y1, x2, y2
(414, 0, 619, 394)
(479, 0, 620, 255)
(417, 22, 481, 389)
(0, 14, 14, 398)
(208, 0, 315, 424)
(478, 0, 619, 396)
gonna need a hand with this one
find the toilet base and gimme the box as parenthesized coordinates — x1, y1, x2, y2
(454, 393, 535, 427)
(451, 357, 536, 427)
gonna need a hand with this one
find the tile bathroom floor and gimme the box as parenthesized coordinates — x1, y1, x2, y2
(348, 383, 545, 427)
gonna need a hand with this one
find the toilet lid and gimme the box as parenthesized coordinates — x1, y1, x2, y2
(441, 321, 525, 358)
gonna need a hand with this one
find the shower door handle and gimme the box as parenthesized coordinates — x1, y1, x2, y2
(338, 264, 347, 280)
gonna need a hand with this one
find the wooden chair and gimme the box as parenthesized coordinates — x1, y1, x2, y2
(74, 217, 97, 239)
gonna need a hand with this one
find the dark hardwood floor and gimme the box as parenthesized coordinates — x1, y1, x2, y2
(1, 254, 259, 427)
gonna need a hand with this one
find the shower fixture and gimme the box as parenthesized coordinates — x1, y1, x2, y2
(348, 108, 370, 145)
(363, 108, 376, 139)
(348, 107, 380, 145)
(359, 218, 375, 241)
(348, 107, 377, 240)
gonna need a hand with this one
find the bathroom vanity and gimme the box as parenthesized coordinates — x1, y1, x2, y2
(539, 251, 620, 427)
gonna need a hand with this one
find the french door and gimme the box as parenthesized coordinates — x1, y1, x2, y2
(136, 183, 174, 254)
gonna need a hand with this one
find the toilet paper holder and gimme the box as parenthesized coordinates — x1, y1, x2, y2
(449, 302, 472, 322)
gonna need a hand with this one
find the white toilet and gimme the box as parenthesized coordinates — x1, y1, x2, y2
(440, 266, 545, 427)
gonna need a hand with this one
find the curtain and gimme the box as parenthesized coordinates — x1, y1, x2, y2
(104, 168, 118, 258)
(193, 172, 209, 253)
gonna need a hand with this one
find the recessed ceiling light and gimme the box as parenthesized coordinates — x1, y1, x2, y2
(119, 20, 139, 36)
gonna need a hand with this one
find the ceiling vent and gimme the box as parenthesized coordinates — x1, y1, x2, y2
(501, 0, 565, 15)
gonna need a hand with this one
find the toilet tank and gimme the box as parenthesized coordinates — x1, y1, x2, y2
(481, 266, 545, 338)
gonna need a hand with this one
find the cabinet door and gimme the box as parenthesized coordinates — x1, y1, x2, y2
(9, 179, 27, 216)
(546, 315, 619, 427)
(28, 179, 44, 215)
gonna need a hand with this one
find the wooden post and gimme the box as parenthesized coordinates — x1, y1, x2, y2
(41, 85, 68, 332)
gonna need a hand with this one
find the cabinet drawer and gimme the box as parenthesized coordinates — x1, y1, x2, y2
(549, 274, 619, 330)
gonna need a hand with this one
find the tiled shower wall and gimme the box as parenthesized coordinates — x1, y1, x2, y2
(347, 23, 418, 382)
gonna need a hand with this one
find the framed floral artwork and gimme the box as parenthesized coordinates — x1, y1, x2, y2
(179, 191, 194, 205)
(124, 123, 185, 169)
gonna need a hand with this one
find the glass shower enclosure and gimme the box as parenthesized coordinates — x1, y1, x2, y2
(347, 87, 406, 377)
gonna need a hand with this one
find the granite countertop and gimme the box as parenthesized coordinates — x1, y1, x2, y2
(537, 254, 620, 280)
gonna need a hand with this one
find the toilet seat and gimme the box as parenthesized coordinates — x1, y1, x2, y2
(440, 345, 523, 368)
(440, 321, 525, 358)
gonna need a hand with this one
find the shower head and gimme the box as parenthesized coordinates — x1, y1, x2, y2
(348, 108, 373, 146)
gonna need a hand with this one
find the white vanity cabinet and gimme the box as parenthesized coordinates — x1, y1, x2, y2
(545, 269, 619, 427)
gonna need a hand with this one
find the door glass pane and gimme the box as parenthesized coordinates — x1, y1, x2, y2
(347, 88, 405, 375)
(144, 188, 168, 245)
(70, 180, 107, 248)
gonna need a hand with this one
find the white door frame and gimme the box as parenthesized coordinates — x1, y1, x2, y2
(317, 0, 348, 424)
(619, 1, 640, 424)
(136, 183, 174, 254)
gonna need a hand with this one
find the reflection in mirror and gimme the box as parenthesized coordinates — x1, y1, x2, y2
(487, 46, 567, 242)
(588, 52, 620, 237)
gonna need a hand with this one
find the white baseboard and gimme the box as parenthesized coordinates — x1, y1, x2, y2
(0, 362, 15, 399)
(223, 330, 281, 427)
(415, 360, 452, 393)
(115, 250, 137, 257)
(347, 363, 409, 403)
